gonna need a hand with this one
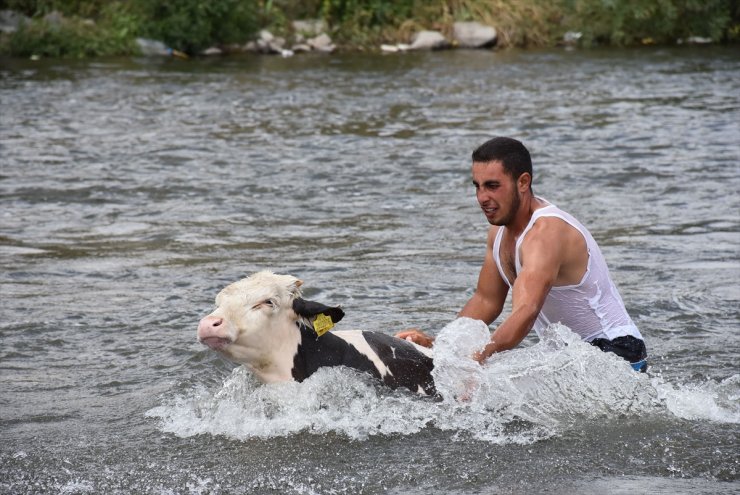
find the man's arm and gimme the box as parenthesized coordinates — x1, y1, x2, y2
(475, 219, 565, 362)
(396, 226, 509, 347)
(458, 226, 509, 323)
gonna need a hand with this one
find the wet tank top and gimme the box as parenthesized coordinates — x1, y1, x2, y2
(492, 200, 643, 342)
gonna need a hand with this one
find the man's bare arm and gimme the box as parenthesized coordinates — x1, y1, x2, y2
(476, 219, 566, 361)
(458, 226, 509, 323)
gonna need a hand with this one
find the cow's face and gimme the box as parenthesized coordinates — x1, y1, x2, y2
(197, 271, 303, 364)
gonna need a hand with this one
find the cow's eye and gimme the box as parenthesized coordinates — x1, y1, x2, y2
(252, 299, 274, 310)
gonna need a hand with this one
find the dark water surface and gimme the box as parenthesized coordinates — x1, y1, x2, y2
(1, 46, 738, 494)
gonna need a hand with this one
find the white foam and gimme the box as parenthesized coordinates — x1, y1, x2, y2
(147, 320, 740, 443)
(430, 317, 489, 402)
(658, 374, 740, 424)
(147, 367, 440, 441)
(59, 479, 95, 494)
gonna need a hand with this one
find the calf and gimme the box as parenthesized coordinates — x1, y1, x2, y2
(196, 271, 436, 395)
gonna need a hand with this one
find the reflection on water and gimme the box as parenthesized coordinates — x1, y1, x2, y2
(1, 46, 739, 493)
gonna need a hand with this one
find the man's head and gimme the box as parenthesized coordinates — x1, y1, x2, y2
(471, 137, 532, 187)
(471, 137, 534, 226)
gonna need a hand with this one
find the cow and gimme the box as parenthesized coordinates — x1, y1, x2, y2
(196, 271, 436, 395)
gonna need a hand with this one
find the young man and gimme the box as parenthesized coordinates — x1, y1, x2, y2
(397, 137, 648, 371)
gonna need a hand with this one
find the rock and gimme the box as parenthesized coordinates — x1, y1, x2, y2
(682, 36, 713, 44)
(42, 10, 65, 27)
(270, 37, 286, 51)
(307, 33, 335, 53)
(380, 43, 411, 53)
(409, 31, 449, 50)
(135, 38, 171, 56)
(0, 10, 30, 33)
(291, 43, 312, 53)
(563, 31, 582, 45)
(201, 46, 222, 56)
(254, 30, 287, 54)
(258, 29, 274, 43)
(292, 19, 327, 37)
(453, 21, 497, 48)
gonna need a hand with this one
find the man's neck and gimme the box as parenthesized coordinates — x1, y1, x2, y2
(507, 192, 542, 238)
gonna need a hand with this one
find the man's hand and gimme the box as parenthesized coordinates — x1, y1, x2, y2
(472, 341, 497, 364)
(394, 328, 435, 348)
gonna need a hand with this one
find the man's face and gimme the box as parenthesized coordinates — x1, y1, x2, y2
(472, 160, 520, 226)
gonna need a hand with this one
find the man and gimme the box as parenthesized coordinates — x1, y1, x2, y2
(397, 137, 648, 371)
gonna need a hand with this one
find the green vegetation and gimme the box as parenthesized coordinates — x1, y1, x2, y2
(135, 0, 259, 55)
(1, 0, 738, 58)
(3, 2, 139, 57)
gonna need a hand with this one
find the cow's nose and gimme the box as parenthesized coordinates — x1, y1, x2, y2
(205, 316, 223, 328)
(197, 316, 224, 338)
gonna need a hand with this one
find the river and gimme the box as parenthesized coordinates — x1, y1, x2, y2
(1, 46, 738, 494)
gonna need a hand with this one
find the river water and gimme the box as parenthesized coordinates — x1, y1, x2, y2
(1, 46, 738, 494)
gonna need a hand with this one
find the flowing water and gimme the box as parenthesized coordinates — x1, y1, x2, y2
(1, 46, 739, 494)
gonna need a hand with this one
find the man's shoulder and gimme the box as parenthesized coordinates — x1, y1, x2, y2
(528, 214, 573, 236)
(486, 225, 502, 244)
(522, 214, 583, 255)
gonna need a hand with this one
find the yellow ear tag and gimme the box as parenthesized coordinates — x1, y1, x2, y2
(313, 313, 334, 336)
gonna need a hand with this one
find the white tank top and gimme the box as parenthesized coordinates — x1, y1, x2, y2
(493, 200, 642, 342)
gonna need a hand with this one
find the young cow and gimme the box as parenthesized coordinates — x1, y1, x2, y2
(197, 271, 436, 395)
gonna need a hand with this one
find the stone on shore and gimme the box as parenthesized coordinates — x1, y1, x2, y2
(42, 10, 65, 27)
(0, 10, 30, 33)
(201, 46, 223, 56)
(307, 33, 335, 53)
(253, 29, 287, 54)
(563, 31, 583, 45)
(380, 43, 411, 53)
(291, 43, 312, 53)
(409, 31, 450, 50)
(680, 36, 713, 44)
(453, 21, 497, 48)
(135, 38, 171, 56)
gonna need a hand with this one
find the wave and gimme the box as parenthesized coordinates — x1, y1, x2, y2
(146, 319, 740, 443)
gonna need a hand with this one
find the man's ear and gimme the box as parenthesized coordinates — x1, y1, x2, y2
(292, 298, 345, 324)
(518, 172, 531, 192)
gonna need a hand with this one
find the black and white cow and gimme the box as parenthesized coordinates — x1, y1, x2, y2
(197, 271, 435, 395)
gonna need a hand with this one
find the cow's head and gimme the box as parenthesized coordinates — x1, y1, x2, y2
(196, 271, 343, 381)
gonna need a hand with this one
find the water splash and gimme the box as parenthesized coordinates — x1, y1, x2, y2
(658, 374, 740, 424)
(148, 320, 740, 443)
(147, 366, 440, 441)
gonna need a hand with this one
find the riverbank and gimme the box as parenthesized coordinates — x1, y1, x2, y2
(1, 0, 738, 59)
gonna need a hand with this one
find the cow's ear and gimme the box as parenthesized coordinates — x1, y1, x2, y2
(292, 298, 344, 324)
(288, 277, 303, 296)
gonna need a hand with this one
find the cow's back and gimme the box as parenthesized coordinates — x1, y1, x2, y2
(331, 330, 435, 395)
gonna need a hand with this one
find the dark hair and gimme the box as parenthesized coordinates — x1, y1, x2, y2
(472, 137, 533, 185)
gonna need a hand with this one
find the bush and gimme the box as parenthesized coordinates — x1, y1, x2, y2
(566, 0, 735, 45)
(134, 0, 260, 55)
(4, 2, 139, 58)
(2, 0, 111, 18)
